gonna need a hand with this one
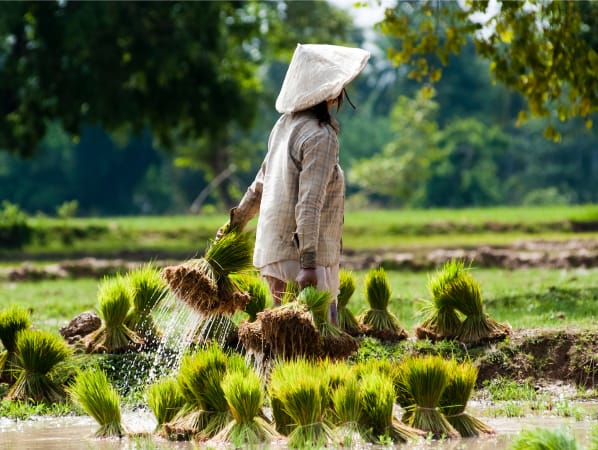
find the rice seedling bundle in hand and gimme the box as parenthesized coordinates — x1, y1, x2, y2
(358, 370, 423, 444)
(359, 267, 408, 342)
(440, 360, 494, 437)
(5, 329, 71, 403)
(146, 377, 186, 435)
(299, 286, 359, 360)
(213, 369, 280, 446)
(397, 355, 459, 439)
(167, 343, 232, 439)
(124, 263, 168, 345)
(69, 367, 126, 438)
(416, 260, 464, 341)
(161, 232, 254, 316)
(337, 270, 361, 336)
(0, 306, 31, 383)
(511, 427, 579, 450)
(85, 275, 142, 354)
(272, 361, 333, 448)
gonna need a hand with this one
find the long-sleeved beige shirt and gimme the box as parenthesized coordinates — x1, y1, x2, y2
(231, 109, 344, 269)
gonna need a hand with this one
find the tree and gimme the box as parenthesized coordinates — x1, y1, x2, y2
(348, 88, 442, 206)
(423, 118, 508, 207)
(0, 1, 262, 158)
(378, 0, 598, 140)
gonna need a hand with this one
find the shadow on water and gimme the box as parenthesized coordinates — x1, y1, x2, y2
(0, 413, 595, 450)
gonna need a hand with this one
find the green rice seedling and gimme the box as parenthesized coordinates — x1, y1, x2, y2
(124, 263, 168, 345)
(277, 369, 333, 448)
(281, 280, 301, 305)
(69, 367, 126, 438)
(85, 275, 142, 353)
(337, 270, 361, 335)
(230, 273, 271, 322)
(214, 369, 279, 446)
(358, 370, 423, 444)
(146, 377, 185, 434)
(416, 260, 465, 340)
(330, 372, 366, 447)
(168, 343, 231, 439)
(161, 232, 254, 316)
(0, 306, 31, 383)
(510, 427, 579, 450)
(591, 425, 598, 450)
(5, 329, 72, 403)
(269, 358, 322, 436)
(439, 359, 494, 437)
(397, 355, 459, 439)
(436, 266, 511, 344)
(359, 267, 408, 342)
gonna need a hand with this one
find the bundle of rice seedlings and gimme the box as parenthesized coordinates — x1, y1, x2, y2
(397, 355, 459, 439)
(358, 371, 423, 444)
(238, 319, 269, 357)
(124, 263, 168, 345)
(511, 427, 579, 450)
(213, 369, 280, 446)
(68, 367, 126, 438)
(230, 273, 271, 322)
(330, 373, 366, 447)
(84, 275, 142, 354)
(449, 268, 511, 344)
(439, 359, 494, 437)
(161, 232, 254, 316)
(0, 306, 31, 383)
(268, 359, 314, 436)
(260, 301, 322, 361)
(146, 377, 186, 436)
(337, 270, 361, 336)
(275, 366, 333, 447)
(298, 286, 359, 360)
(167, 343, 231, 439)
(415, 260, 465, 341)
(5, 329, 71, 403)
(359, 267, 408, 342)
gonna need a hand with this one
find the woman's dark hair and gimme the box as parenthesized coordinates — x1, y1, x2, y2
(311, 90, 345, 128)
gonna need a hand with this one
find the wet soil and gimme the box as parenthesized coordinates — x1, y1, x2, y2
(475, 327, 598, 389)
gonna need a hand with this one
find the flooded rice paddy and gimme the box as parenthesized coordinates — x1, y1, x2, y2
(1, 412, 595, 450)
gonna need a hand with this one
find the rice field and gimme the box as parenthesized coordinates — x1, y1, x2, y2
(2, 266, 597, 335)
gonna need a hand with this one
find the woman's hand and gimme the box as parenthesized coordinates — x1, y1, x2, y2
(296, 268, 317, 289)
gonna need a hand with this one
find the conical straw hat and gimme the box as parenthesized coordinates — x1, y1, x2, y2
(275, 43, 370, 114)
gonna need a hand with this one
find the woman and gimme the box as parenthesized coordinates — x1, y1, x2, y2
(219, 43, 370, 324)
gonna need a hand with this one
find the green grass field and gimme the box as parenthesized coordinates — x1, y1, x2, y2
(15, 204, 598, 254)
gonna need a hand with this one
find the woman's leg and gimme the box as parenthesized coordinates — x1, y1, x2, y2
(263, 275, 287, 307)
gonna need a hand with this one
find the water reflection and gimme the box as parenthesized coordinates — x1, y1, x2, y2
(0, 413, 594, 450)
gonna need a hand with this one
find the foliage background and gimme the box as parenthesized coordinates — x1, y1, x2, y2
(0, 0, 596, 217)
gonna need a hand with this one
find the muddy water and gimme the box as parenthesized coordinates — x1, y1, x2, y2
(0, 413, 595, 450)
